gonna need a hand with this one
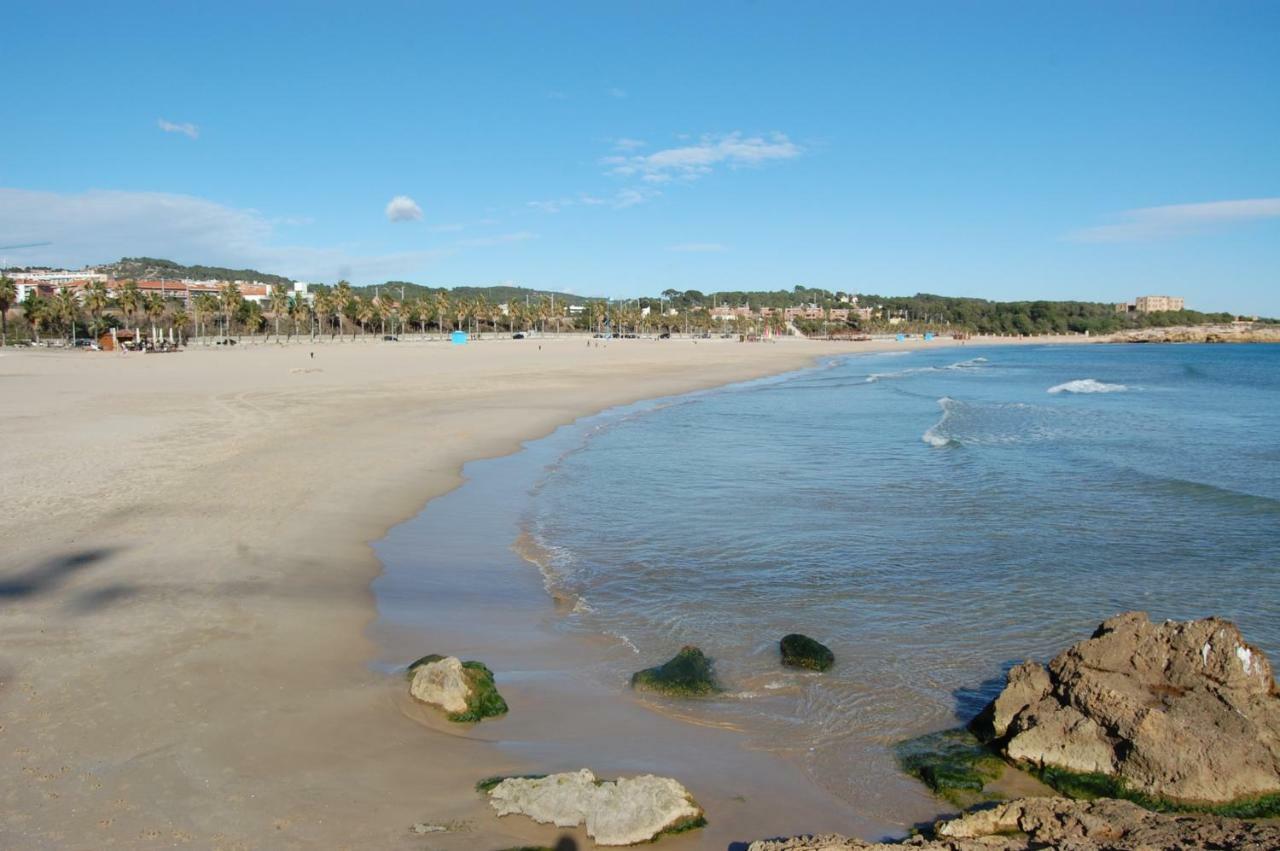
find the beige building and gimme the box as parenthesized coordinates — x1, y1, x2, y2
(1116, 295, 1185, 314)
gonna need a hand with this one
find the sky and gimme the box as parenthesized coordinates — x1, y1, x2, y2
(2, 1, 1278, 313)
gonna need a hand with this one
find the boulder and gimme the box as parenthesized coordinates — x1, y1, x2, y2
(977, 612, 1280, 805)
(745, 796, 1280, 850)
(485, 769, 705, 846)
(407, 655, 508, 723)
(630, 646, 720, 697)
(780, 634, 835, 672)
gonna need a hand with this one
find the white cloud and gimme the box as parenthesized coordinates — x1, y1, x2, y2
(0, 188, 529, 282)
(527, 188, 660, 213)
(612, 187, 660, 208)
(613, 138, 646, 151)
(1069, 198, 1280, 242)
(157, 118, 198, 139)
(605, 132, 802, 183)
(667, 242, 727, 253)
(385, 195, 424, 222)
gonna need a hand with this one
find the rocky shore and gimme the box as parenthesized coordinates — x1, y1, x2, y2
(747, 796, 1280, 850)
(1112, 323, 1280, 344)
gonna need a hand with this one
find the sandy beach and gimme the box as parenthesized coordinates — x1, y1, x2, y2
(0, 334, 1090, 849)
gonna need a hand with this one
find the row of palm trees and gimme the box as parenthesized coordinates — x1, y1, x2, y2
(0, 275, 790, 347)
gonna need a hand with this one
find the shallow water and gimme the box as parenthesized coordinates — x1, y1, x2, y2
(521, 343, 1280, 808)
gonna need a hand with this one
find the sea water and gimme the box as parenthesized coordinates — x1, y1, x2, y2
(520, 343, 1280, 805)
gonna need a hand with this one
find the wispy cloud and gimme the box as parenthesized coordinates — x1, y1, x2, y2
(527, 189, 660, 213)
(1069, 198, 1280, 242)
(157, 118, 198, 139)
(603, 132, 802, 183)
(613, 137, 646, 151)
(0, 188, 529, 283)
(607, 87, 628, 99)
(667, 242, 727, 253)
(385, 195, 424, 222)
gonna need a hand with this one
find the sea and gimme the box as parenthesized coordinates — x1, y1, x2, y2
(374, 342, 1280, 825)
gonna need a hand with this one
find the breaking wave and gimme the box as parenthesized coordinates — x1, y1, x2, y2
(922, 397, 959, 447)
(1048, 378, 1128, 395)
(869, 357, 991, 384)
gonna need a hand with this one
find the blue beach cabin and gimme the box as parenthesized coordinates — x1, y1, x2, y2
(450, 330, 469, 345)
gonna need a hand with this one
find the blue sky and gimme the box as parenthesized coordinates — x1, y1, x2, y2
(2, 1, 1278, 312)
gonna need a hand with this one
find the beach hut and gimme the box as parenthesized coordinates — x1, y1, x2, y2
(924, 332, 934, 342)
(99, 329, 136, 352)
(450, 330, 469, 345)
(895, 333, 905, 343)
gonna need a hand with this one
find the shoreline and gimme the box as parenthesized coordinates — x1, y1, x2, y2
(0, 334, 1096, 848)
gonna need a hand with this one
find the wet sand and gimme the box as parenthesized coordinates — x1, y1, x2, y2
(0, 334, 1092, 848)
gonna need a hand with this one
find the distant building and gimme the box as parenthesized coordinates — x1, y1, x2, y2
(1115, 295, 1185, 314)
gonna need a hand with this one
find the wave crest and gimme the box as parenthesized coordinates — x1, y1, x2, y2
(1048, 378, 1128, 395)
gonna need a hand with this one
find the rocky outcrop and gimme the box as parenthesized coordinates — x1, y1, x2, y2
(746, 796, 1280, 850)
(631, 646, 721, 697)
(975, 612, 1280, 804)
(485, 769, 704, 846)
(407, 655, 508, 723)
(780, 633, 835, 672)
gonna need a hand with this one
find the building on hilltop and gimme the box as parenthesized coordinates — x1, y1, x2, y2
(1115, 295, 1185, 314)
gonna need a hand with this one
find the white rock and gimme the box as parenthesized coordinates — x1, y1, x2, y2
(487, 769, 702, 846)
(409, 656, 470, 715)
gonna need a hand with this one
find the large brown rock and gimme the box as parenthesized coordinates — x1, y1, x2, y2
(746, 797, 1280, 850)
(979, 612, 1280, 804)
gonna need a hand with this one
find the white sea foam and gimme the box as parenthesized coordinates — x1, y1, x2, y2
(922, 397, 958, 447)
(868, 357, 990, 384)
(1047, 378, 1128, 395)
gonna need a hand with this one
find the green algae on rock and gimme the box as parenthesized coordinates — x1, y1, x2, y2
(779, 633, 835, 672)
(630, 646, 721, 697)
(407, 655, 509, 723)
(895, 728, 1006, 808)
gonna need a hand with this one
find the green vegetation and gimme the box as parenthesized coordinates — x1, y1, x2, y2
(630, 646, 721, 697)
(475, 774, 547, 793)
(407, 656, 509, 723)
(779, 633, 835, 672)
(1034, 766, 1280, 819)
(895, 729, 1006, 807)
(104, 257, 293, 287)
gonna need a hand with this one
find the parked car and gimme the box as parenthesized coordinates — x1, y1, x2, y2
(512, 332, 525, 339)
(382, 335, 398, 341)
(215, 338, 238, 346)
(658, 332, 671, 339)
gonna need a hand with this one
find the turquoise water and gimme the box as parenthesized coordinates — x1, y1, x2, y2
(523, 343, 1280, 802)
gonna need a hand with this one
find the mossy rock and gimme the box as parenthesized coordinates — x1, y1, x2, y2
(405, 653, 446, 680)
(630, 646, 721, 697)
(779, 633, 834, 672)
(1033, 766, 1280, 819)
(407, 655, 509, 723)
(895, 728, 1006, 807)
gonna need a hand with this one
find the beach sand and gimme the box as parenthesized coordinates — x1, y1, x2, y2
(0, 334, 1089, 849)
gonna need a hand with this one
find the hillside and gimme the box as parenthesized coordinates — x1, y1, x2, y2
(101, 258, 295, 287)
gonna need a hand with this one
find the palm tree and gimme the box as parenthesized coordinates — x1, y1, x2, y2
(193, 293, 218, 342)
(311, 291, 331, 340)
(144, 292, 166, 343)
(117, 279, 142, 334)
(354, 296, 374, 337)
(287, 294, 308, 342)
(218, 282, 243, 340)
(83, 280, 110, 336)
(172, 308, 191, 344)
(432, 292, 450, 338)
(588, 300, 606, 335)
(54, 287, 81, 344)
(332, 281, 353, 340)
(268, 284, 289, 342)
(21, 291, 47, 343)
(0, 275, 16, 345)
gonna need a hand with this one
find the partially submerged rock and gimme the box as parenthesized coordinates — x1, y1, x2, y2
(746, 796, 1280, 850)
(408, 655, 508, 723)
(974, 612, 1280, 808)
(630, 646, 720, 697)
(780, 633, 835, 672)
(485, 768, 705, 846)
(894, 729, 1005, 807)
